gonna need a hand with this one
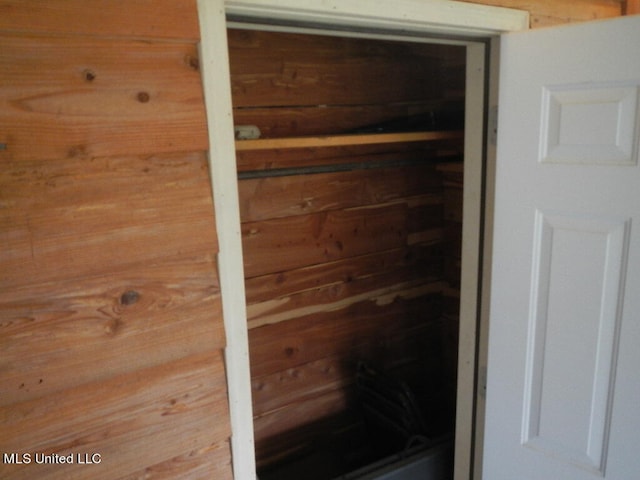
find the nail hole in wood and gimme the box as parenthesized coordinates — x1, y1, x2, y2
(137, 91, 150, 103)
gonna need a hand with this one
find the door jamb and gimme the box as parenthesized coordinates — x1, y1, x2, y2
(197, 2, 528, 479)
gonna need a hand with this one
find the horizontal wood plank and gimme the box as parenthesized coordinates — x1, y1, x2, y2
(116, 440, 233, 480)
(242, 204, 408, 278)
(0, 351, 230, 480)
(244, 245, 443, 305)
(228, 29, 445, 108)
(0, 0, 200, 40)
(252, 356, 352, 418)
(233, 100, 463, 138)
(0, 153, 217, 289)
(252, 321, 448, 417)
(253, 409, 364, 470)
(0, 253, 224, 407)
(247, 275, 446, 329)
(459, 0, 622, 28)
(253, 388, 351, 446)
(239, 165, 443, 222)
(249, 293, 443, 378)
(0, 35, 206, 162)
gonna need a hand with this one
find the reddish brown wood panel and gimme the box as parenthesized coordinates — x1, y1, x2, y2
(228, 29, 445, 109)
(0, 35, 207, 162)
(248, 293, 442, 379)
(0, 352, 230, 480)
(229, 27, 465, 471)
(251, 355, 353, 418)
(625, 0, 640, 14)
(1, 253, 224, 407)
(251, 319, 448, 419)
(239, 165, 443, 221)
(245, 244, 443, 305)
(242, 203, 408, 278)
(0, 153, 216, 289)
(251, 316, 452, 469)
(253, 387, 352, 453)
(253, 408, 365, 471)
(0, 0, 200, 40)
(0, 2, 230, 479)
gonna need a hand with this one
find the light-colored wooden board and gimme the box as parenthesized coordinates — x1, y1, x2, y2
(459, 0, 622, 28)
(235, 131, 463, 151)
(0, 0, 200, 40)
(0, 35, 206, 162)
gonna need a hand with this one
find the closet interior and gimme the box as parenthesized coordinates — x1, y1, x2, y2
(228, 27, 467, 479)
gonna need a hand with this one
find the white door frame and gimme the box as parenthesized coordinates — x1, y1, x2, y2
(197, 2, 528, 479)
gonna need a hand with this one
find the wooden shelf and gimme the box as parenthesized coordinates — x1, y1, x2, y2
(235, 130, 463, 151)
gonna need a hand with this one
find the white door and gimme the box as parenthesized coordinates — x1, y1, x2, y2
(484, 15, 640, 479)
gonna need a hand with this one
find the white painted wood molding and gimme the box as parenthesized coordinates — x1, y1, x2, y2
(225, 0, 529, 37)
(197, 1, 257, 480)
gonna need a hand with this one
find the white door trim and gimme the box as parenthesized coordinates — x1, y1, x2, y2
(225, 0, 529, 37)
(197, 2, 529, 479)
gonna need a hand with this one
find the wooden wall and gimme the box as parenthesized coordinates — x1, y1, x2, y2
(229, 29, 466, 472)
(459, 0, 624, 28)
(0, 1, 628, 479)
(0, 1, 232, 479)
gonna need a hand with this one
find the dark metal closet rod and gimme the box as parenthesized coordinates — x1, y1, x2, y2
(237, 156, 461, 180)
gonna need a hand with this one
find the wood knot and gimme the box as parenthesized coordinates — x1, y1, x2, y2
(67, 145, 87, 158)
(185, 54, 200, 71)
(120, 290, 140, 305)
(83, 69, 96, 82)
(137, 91, 150, 103)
